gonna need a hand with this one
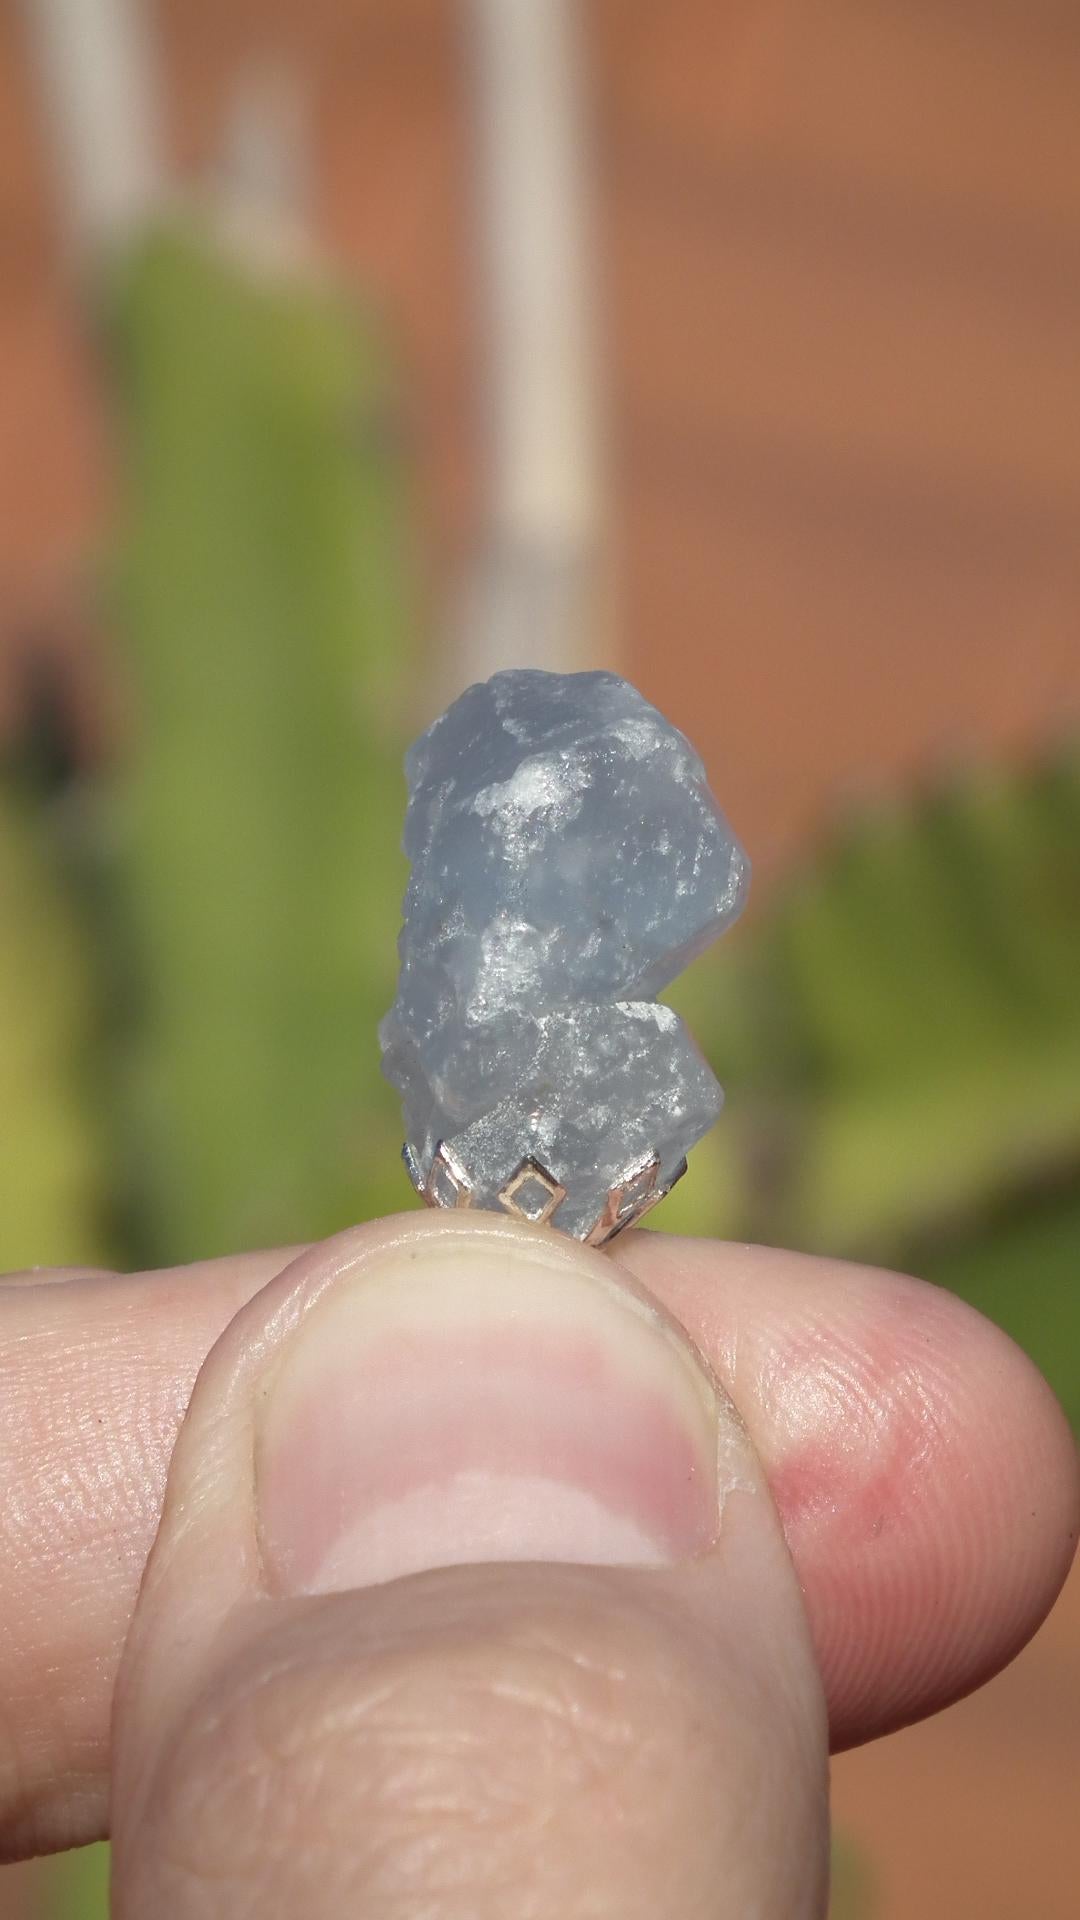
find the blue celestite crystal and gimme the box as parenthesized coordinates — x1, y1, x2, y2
(380, 669, 749, 1241)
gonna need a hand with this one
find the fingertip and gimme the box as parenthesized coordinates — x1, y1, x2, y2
(818, 1267, 1079, 1741)
(617, 1236, 1079, 1745)
(925, 1279, 1080, 1675)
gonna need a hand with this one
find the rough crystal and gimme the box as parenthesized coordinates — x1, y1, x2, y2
(381, 669, 749, 1239)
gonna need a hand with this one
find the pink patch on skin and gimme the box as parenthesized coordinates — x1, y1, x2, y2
(740, 1283, 970, 1735)
(770, 1440, 902, 1548)
(759, 1293, 950, 1559)
(259, 1322, 717, 1590)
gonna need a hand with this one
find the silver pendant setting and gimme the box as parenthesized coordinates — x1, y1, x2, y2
(405, 1138, 688, 1247)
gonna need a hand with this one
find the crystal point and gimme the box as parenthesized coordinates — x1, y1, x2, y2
(381, 669, 748, 1240)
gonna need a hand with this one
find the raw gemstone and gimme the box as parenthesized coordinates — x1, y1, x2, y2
(380, 669, 749, 1240)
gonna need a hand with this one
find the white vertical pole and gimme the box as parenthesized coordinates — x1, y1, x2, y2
(461, 0, 604, 684)
(20, 0, 163, 257)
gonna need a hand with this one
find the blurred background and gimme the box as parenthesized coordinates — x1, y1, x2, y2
(1, 1, 1079, 1914)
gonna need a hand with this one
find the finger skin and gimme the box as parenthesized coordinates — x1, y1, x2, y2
(0, 1249, 298, 1858)
(110, 1216, 829, 1920)
(619, 1235, 1080, 1744)
(0, 1224, 1075, 1857)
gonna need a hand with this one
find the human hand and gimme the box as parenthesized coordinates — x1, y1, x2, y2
(2, 1216, 1076, 1915)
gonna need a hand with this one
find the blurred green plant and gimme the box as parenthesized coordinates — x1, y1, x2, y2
(665, 742, 1080, 1426)
(0, 763, 110, 1272)
(828, 1833, 878, 1920)
(105, 221, 415, 1265)
(45, 1842, 110, 1920)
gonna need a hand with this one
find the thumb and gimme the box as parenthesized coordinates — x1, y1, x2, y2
(111, 1214, 828, 1919)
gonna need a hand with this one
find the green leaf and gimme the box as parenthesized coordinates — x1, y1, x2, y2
(690, 746, 1080, 1258)
(925, 1187, 1080, 1432)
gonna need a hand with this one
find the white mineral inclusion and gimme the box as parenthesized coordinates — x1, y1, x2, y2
(380, 669, 750, 1240)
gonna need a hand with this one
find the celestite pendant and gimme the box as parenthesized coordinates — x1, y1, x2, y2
(380, 669, 749, 1243)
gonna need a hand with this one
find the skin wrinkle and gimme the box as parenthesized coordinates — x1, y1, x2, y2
(766, 1320, 956, 1544)
(151, 1681, 330, 1878)
(472, 1667, 638, 1812)
(156, 1640, 628, 1893)
(2, 1312, 161, 1551)
(756, 1283, 938, 1479)
(395, 1669, 654, 1879)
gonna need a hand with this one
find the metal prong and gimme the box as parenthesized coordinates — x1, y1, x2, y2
(424, 1140, 475, 1210)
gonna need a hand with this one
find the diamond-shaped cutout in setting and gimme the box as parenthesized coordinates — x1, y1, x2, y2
(424, 1141, 474, 1210)
(498, 1157, 566, 1225)
(585, 1151, 669, 1245)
